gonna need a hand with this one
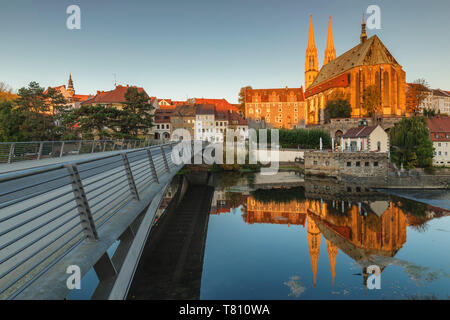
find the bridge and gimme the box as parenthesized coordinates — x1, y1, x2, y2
(0, 140, 206, 300)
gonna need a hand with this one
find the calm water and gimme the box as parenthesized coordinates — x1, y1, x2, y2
(199, 173, 450, 300)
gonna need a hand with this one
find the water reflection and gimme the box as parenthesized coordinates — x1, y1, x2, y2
(203, 173, 450, 299)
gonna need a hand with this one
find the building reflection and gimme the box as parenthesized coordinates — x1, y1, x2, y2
(210, 184, 449, 288)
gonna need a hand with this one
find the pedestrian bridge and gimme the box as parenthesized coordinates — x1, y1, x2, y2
(0, 141, 204, 300)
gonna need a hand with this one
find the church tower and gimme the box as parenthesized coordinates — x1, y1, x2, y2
(305, 14, 319, 89)
(307, 215, 321, 287)
(67, 74, 75, 96)
(323, 16, 336, 65)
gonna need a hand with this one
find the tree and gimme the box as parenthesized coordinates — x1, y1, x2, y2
(389, 116, 434, 169)
(0, 82, 17, 102)
(0, 100, 25, 141)
(423, 108, 436, 118)
(325, 93, 352, 121)
(238, 86, 252, 115)
(67, 104, 119, 139)
(120, 87, 154, 137)
(407, 78, 430, 114)
(14, 82, 70, 141)
(363, 85, 381, 118)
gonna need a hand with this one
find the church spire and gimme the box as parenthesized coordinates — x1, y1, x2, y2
(326, 240, 338, 287)
(360, 12, 367, 43)
(323, 16, 336, 65)
(67, 73, 75, 95)
(305, 14, 319, 89)
(307, 214, 321, 288)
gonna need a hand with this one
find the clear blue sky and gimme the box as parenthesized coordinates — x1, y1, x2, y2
(1, 0, 449, 103)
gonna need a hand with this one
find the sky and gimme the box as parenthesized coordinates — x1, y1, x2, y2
(0, 0, 449, 103)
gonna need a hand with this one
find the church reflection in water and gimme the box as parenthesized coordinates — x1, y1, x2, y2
(209, 183, 449, 288)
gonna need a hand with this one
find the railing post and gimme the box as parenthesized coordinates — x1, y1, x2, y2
(37, 142, 43, 160)
(102, 141, 107, 152)
(112, 140, 117, 151)
(160, 145, 170, 173)
(121, 153, 140, 201)
(65, 164, 99, 241)
(91, 141, 96, 153)
(7, 143, 15, 164)
(146, 148, 159, 184)
(59, 141, 65, 158)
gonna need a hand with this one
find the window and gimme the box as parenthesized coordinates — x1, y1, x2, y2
(326, 161, 330, 166)
(374, 162, 379, 167)
(356, 187, 361, 192)
(377, 141, 381, 151)
(347, 162, 351, 167)
(313, 161, 318, 165)
(365, 162, 369, 167)
(356, 161, 361, 167)
(347, 187, 352, 192)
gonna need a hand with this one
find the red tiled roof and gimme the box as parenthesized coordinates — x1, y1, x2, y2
(194, 98, 238, 112)
(72, 94, 92, 102)
(427, 117, 450, 142)
(82, 85, 147, 105)
(343, 125, 378, 138)
(196, 104, 216, 115)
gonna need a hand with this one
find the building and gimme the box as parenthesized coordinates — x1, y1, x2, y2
(244, 86, 306, 129)
(195, 104, 216, 142)
(81, 84, 149, 109)
(304, 15, 407, 125)
(46, 74, 92, 111)
(171, 105, 196, 140)
(194, 105, 249, 143)
(342, 124, 389, 152)
(154, 107, 175, 142)
(191, 98, 238, 112)
(427, 116, 450, 165)
(407, 85, 450, 115)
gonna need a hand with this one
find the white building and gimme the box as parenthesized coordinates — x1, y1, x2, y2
(342, 124, 389, 153)
(427, 116, 450, 166)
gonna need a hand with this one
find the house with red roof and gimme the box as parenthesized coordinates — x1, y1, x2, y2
(81, 84, 149, 109)
(427, 116, 450, 165)
(342, 124, 389, 152)
(46, 74, 93, 111)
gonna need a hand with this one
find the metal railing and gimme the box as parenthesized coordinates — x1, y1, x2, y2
(0, 139, 165, 164)
(0, 141, 195, 300)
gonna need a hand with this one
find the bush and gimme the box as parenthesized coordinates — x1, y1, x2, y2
(257, 128, 331, 149)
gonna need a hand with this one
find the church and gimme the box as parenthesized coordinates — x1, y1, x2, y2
(304, 14, 407, 125)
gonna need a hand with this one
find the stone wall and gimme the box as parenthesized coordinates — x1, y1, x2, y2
(313, 117, 403, 138)
(304, 150, 389, 184)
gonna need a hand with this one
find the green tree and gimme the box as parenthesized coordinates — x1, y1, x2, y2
(0, 100, 25, 141)
(363, 84, 381, 118)
(68, 104, 118, 139)
(120, 87, 154, 137)
(14, 82, 70, 140)
(325, 97, 352, 121)
(389, 116, 434, 169)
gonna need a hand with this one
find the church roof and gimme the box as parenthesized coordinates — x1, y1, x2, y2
(245, 87, 304, 103)
(310, 35, 400, 89)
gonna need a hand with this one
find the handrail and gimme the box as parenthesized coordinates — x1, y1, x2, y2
(0, 139, 167, 164)
(0, 141, 196, 300)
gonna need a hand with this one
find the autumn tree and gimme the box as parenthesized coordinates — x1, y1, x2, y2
(406, 78, 430, 114)
(238, 86, 252, 115)
(0, 82, 17, 102)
